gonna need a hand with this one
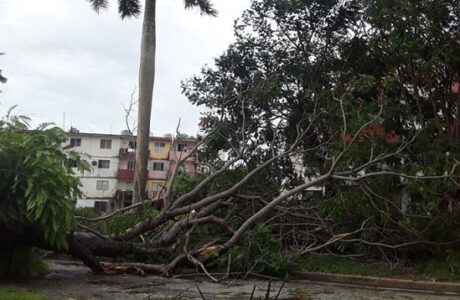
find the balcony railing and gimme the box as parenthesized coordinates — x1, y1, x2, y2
(117, 169, 149, 181)
(117, 169, 134, 180)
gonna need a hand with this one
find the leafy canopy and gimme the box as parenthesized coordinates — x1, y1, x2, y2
(184, 0, 460, 255)
(0, 108, 88, 249)
(184, 0, 460, 184)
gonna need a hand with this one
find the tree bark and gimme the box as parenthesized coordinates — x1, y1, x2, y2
(0, 229, 104, 274)
(0, 229, 173, 274)
(68, 235, 104, 274)
(134, 0, 157, 204)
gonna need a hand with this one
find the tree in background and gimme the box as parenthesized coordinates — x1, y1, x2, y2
(87, 0, 217, 205)
(184, 0, 460, 262)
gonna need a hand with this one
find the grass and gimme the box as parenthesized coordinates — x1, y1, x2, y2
(413, 256, 460, 282)
(299, 252, 460, 283)
(0, 288, 48, 300)
(299, 254, 394, 277)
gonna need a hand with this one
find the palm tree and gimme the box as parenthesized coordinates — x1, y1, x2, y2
(87, 0, 216, 204)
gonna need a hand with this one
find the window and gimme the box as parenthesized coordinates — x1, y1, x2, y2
(154, 142, 165, 151)
(68, 159, 77, 168)
(177, 143, 187, 152)
(127, 161, 135, 170)
(153, 162, 164, 171)
(96, 180, 109, 190)
(152, 183, 162, 192)
(94, 201, 107, 212)
(128, 141, 137, 149)
(70, 138, 81, 147)
(98, 160, 110, 169)
(100, 139, 112, 149)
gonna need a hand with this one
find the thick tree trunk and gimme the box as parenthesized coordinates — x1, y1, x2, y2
(68, 235, 104, 274)
(134, 0, 157, 204)
(0, 229, 170, 275)
(0, 229, 104, 274)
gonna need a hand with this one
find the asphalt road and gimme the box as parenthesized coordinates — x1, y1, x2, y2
(1, 262, 459, 299)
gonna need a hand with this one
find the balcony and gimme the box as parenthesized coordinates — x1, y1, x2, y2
(169, 151, 195, 162)
(117, 169, 150, 181)
(117, 169, 134, 180)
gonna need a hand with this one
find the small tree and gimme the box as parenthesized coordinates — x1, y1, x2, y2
(0, 109, 90, 277)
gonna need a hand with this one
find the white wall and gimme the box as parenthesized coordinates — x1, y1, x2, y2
(117, 181, 133, 191)
(64, 133, 125, 202)
(78, 177, 119, 199)
(71, 134, 121, 157)
(75, 198, 95, 208)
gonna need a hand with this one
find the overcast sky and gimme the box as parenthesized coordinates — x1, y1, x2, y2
(0, 0, 250, 136)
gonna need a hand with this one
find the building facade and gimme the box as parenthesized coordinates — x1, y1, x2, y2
(65, 130, 197, 212)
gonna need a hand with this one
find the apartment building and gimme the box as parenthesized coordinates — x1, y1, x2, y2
(117, 136, 197, 200)
(65, 129, 197, 212)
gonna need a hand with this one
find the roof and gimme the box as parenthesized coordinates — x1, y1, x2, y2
(67, 131, 197, 142)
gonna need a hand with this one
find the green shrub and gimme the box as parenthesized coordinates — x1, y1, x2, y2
(0, 110, 88, 250)
(101, 207, 158, 239)
(74, 207, 102, 219)
(0, 110, 88, 279)
(219, 223, 290, 277)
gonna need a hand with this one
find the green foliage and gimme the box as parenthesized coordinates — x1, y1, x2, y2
(182, 0, 460, 267)
(101, 207, 158, 238)
(174, 172, 208, 199)
(173, 168, 282, 216)
(219, 224, 290, 277)
(0, 247, 48, 280)
(0, 288, 47, 300)
(0, 109, 87, 249)
(185, 0, 460, 180)
(74, 207, 102, 219)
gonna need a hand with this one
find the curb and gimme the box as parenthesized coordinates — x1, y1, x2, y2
(293, 271, 460, 294)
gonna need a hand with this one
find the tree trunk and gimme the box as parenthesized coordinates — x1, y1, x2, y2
(134, 0, 157, 204)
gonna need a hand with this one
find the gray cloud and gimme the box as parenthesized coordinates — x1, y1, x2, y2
(0, 0, 250, 135)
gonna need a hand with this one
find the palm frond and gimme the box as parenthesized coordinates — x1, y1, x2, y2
(87, 0, 109, 12)
(118, 0, 141, 19)
(0, 53, 6, 85)
(0, 71, 6, 84)
(184, 0, 218, 17)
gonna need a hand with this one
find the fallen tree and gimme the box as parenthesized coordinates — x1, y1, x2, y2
(3, 0, 460, 277)
(1, 96, 458, 276)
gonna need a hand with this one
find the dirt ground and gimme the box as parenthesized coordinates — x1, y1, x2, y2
(1, 262, 459, 299)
